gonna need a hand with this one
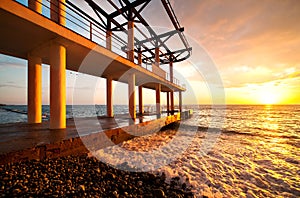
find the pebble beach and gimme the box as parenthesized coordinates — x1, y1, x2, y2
(0, 154, 194, 197)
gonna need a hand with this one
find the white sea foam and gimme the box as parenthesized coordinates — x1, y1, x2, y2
(93, 105, 300, 197)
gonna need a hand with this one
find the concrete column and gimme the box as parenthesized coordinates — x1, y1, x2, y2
(138, 86, 143, 114)
(169, 61, 173, 83)
(106, 30, 112, 50)
(170, 91, 174, 115)
(138, 48, 142, 66)
(137, 48, 143, 115)
(50, 0, 66, 26)
(166, 92, 170, 114)
(156, 84, 161, 115)
(107, 77, 113, 117)
(50, 43, 66, 129)
(155, 46, 160, 66)
(28, 0, 42, 13)
(127, 20, 134, 61)
(128, 73, 136, 119)
(28, 55, 42, 124)
(179, 91, 182, 113)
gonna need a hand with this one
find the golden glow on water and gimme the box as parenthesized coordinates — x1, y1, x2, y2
(262, 105, 279, 131)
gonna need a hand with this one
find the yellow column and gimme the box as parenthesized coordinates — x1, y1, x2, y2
(128, 73, 136, 119)
(179, 91, 182, 113)
(155, 46, 160, 66)
(170, 91, 174, 115)
(106, 21, 112, 50)
(169, 60, 173, 83)
(156, 84, 161, 115)
(137, 48, 143, 114)
(127, 20, 134, 61)
(107, 77, 113, 117)
(28, 0, 42, 13)
(138, 86, 143, 114)
(50, 0, 66, 26)
(28, 55, 42, 123)
(166, 91, 170, 114)
(50, 43, 66, 129)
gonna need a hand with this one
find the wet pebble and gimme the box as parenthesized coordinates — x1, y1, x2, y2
(0, 154, 194, 197)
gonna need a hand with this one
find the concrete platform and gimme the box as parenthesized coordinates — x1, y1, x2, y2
(0, 114, 181, 164)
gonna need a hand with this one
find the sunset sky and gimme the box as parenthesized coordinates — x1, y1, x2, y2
(0, 0, 299, 105)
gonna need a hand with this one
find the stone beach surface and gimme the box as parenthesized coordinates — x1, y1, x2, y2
(0, 154, 195, 197)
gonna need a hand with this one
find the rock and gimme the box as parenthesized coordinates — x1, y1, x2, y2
(78, 185, 85, 191)
(153, 189, 166, 198)
(13, 188, 22, 194)
(137, 180, 143, 187)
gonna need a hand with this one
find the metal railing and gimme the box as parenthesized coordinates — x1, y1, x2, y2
(15, 0, 183, 88)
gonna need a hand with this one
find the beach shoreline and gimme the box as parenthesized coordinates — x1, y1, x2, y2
(0, 153, 195, 197)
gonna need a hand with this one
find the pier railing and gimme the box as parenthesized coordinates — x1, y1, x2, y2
(14, 0, 186, 88)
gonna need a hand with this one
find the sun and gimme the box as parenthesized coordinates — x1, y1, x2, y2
(259, 91, 278, 104)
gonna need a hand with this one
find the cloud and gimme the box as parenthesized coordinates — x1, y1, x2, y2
(0, 84, 25, 89)
(173, 0, 300, 70)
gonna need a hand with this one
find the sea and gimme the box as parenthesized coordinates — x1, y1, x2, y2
(0, 105, 299, 197)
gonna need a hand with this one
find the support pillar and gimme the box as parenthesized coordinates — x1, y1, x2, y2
(127, 20, 134, 62)
(137, 48, 143, 115)
(28, 55, 42, 123)
(128, 73, 136, 119)
(138, 48, 142, 66)
(138, 86, 143, 114)
(106, 21, 112, 50)
(155, 46, 160, 66)
(179, 91, 182, 113)
(50, 0, 66, 26)
(169, 60, 173, 83)
(156, 84, 161, 115)
(50, 43, 66, 129)
(28, 0, 42, 13)
(170, 91, 174, 115)
(107, 77, 113, 117)
(166, 92, 170, 114)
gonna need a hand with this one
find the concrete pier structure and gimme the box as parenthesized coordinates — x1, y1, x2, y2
(0, 0, 190, 129)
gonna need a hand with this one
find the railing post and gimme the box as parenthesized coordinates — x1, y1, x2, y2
(50, 0, 66, 26)
(28, 0, 42, 13)
(90, 22, 93, 41)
